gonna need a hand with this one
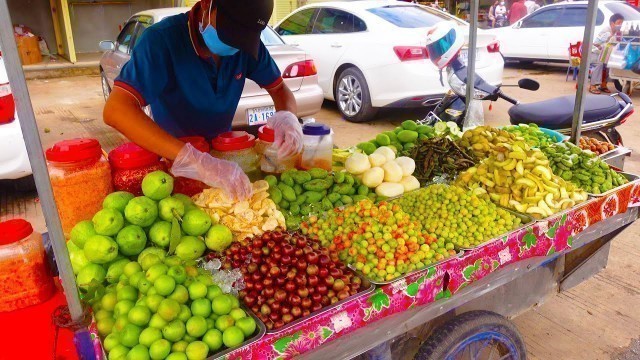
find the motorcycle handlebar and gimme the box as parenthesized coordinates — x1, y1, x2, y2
(498, 91, 519, 105)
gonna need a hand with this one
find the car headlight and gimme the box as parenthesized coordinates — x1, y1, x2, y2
(446, 68, 491, 100)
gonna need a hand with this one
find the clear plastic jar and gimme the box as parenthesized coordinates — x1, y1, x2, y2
(0, 219, 55, 312)
(46, 138, 113, 236)
(211, 131, 261, 181)
(300, 123, 333, 171)
(172, 136, 210, 196)
(109, 142, 165, 196)
(257, 126, 297, 174)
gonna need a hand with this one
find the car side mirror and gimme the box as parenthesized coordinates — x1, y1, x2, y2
(99, 40, 115, 51)
(518, 78, 540, 91)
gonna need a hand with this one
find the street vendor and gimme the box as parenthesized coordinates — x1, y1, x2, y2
(103, 0, 302, 200)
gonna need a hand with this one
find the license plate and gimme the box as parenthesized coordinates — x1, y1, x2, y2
(247, 106, 275, 126)
(459, 49, 479, 65)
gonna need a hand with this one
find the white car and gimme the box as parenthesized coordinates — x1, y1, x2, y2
(485, 0, 640, 62)
(275, 0, 504, 122)
(0, 55, 31, 183)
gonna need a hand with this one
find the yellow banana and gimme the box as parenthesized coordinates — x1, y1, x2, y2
(516, 161, 524, 176)
(508, 151, 527, 160)
(515, 178, 536, 188)
(526, 206, 547, 218)
(532, 165, 552, 181)
(503, 158, 518, 171)
(538, 200, 553, 216)
(542, 184, 560, 196)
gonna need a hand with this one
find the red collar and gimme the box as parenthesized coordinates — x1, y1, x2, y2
(188, 2, 210, 59)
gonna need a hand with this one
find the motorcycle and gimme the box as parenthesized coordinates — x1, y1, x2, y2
(425, 56, 634, 145)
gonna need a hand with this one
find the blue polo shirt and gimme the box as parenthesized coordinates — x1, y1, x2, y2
(114, 10, 282, 139)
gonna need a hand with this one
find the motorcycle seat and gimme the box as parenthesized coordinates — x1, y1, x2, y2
(508, 94, 622, 130)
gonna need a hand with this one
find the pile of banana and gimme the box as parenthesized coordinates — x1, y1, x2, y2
(456, 141, 588, 219)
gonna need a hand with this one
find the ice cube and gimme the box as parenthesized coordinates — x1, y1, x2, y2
(210, 258, 222, 270)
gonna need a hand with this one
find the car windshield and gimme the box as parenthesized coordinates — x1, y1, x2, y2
(605, 2, 640, 21)
(261, 27, 285, 46)
(368, 5, 462, 28)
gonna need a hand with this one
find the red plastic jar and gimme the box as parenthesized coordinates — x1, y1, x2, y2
(109, 142, 165, 196)
(0, 219, 55, 312)
(46, 138, 113, 236)
(211, 131, 261, 181)
(172, 136, 210, 197)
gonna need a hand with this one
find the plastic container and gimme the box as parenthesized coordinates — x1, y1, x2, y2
(257, 126, 297, 174)
(109, 142, 165, 196)
(172, 136, 210, 196)
(0, 219, 55, 312)
(300, 123, 333, 171)
(46, 138, 113, 236)
(211, 131, 261, 181)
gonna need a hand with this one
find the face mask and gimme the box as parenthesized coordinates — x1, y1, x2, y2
(199, 1, 238, 56)
(500, 2, 504, 5)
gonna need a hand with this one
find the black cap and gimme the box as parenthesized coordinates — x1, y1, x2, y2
(215, 0, 273, 59)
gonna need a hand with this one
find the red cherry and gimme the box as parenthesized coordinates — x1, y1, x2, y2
(318, 267, 329, 278)
(308, 275, 319, 287)
(280, 306, 290, 315)
(302, 309, 311, 317)
(301, 297, 312, 309)
(269, 312, 280, 322)
(260, 264, 269, 274)
(291, 306, 302, 318)
(252, 238, 264, 248)
(296, 238, 308, 248)
(290, 294, 302, 306)
(262, 247, 270, 256)
(311, 293, 322, 304)
(319, 254, 331, 266)
(338, 290, 349, 300)
(281, 254, 292, 265)
(251, 272, 262, 282)
(260, 232, 271, 241)
(270, 301, 281, 313)
(325, 276, 335, 286)
(260, 304, 271, 315)
(306, 251, 319, 264)
(285, 281, 297, 293)
(286, 269, 297, 281)
(272, 252, 282, 262)
(312, 302, 323, 312)
(275, 277, 286, 286)
(297, 287, 309, 298)
(282, 314, 294, 324)
(264, 287, 275, 298)
(294, 274, 308, 287)
(306, 264, 319, 276)
(296, 259, 308, 271)
(283, 244, 295, 256)
(303, 246, 313, 255)
(274, 320, 285, 329)
(263, 277, 273, 287)
(329, 268, 342, 278)
(254, 282, 264, 292)
(294, 248, 304, 257)
(274, 289, 287, 302)
(244, 294, 256, 306)
(333, 279, 345, 291)
(251, 248, 262, 258)
(269, 267, 281, 277)
(245, 281, 254, 291)
(321, 296, 330, 306)
(317, 284, 328, 295)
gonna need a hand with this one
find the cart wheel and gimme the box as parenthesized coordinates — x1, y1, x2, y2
(414, 311, 526, 360)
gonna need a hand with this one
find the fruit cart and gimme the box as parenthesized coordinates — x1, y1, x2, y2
(1, 0, 637, 359)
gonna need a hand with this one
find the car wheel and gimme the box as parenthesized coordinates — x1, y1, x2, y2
(335, 67, 377, 123)
(101, 70, 111, 102)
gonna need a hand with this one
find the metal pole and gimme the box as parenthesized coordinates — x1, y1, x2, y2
(464, 0, 479, 125)
(0, 0, 84, 319)
(570, 0, 599, 144)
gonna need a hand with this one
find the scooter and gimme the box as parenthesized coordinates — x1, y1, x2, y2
(425, 56, 634, 145)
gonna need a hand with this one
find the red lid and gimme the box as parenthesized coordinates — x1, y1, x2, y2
(45, 138, 102, 164)
(211, 131, 256, 151)
(179, 136, 210, 153)
(0, 219, 33, 245)
(108, 142, 160, 170)
(258, 126, 275, 143)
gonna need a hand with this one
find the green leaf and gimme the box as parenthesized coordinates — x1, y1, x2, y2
(273, 331, 301, 354)
(405, 283, 419, 297)
(321, 327, 333, 340)
(523, 233, 537, 249)
(546, 224, 558, 238)
(169, 217, 181, 255)
(547, 246, 556, 256)
(368, 289, 390, 312)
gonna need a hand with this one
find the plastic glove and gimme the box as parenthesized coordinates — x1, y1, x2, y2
(170, 143, 252, 201)
(267, 111, 303, 158)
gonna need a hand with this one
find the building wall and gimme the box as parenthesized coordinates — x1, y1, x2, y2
(8, 0, 57, 54)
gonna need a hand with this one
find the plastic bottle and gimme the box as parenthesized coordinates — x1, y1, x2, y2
(300, 123, 333, 171)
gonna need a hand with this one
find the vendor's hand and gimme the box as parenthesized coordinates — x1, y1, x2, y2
(267, 111, 303, 158)
(170, 143, 252, 201)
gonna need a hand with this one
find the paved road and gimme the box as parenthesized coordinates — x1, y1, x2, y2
(3, 63, 640, 359)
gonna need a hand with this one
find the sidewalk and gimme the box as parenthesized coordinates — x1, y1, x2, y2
(22, 53, 101, 80)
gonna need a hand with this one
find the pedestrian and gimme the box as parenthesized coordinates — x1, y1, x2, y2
(524, 0, 540, 14)
(494, 1, 507, 26)
(590, 13, 624, 94)
(103, 0, 303, 201)
(509, 0, 527, 24)
(488, 0, 499, 28)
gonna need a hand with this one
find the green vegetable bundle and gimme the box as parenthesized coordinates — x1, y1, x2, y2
(541, 142, 628, 194)
(264, 168, 379, 229)
(503, 123, 556, 148)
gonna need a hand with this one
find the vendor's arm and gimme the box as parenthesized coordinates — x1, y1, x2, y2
(103, 89, 184, 160)
(103, 26, 183, 160)
(267, 81, 297, 114)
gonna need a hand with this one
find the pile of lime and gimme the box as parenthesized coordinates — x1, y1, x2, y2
(91, 257, 256, 360)
(356, 120, 436, 155)
(503, 123, 557, 147)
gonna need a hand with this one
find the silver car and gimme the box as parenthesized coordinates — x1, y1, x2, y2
(99, 7, 323, 129)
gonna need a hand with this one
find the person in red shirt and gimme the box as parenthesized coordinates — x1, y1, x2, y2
(509, 0, 527, 24)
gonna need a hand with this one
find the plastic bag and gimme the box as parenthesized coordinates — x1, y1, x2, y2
(624, 44, 640, 70)
(462, 98, 484, 130)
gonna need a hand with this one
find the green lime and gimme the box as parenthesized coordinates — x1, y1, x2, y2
(235, 317, 256, 337)
(204, 224, 233, 252)
(171, 340, 188, 353)
(142, 171, 174, 201)
(109, 345, 130, 360)
(103, 191, 135, 213)
(154, 275, 176, 296)
(202, 329, 223, 351)
(114, 300, 135, 318)
(97, 317, 115, 337)
(125, 196, 158, 227)
(113, 315, 129, 332)
(101, 292, 118, 311)
(117, 286, 138, 302)
(69, 220, 96, 249)
(186, 315, 208, 338)
(149, 221, 171, 248)
(119, 323, 142, 348)
(163, 256, 182, 267)
(162, 319, 186, 342)
(166, 353, 188, 360)
(149, 339, 171, 360)
(128, 271, 145, 288)
(76, 263, 106, 290)
(211, 295, 232, 315)
(95, 309, 112, 321)
(222, 326, 245, 348)
(158, 197, 185, 222)
(123, 262, 142, 277)
(167, 265, 187, 284)
(68, 244, 90, 275)
(175, 236, 206, 261)
(190, 298, 211, 318)
(126, 344, 149, 360)
(181, 209, 211, 236)
(127, 305, 151, 326)
(206, 285, 222, 301)
(157, 298, 181, 321)
(228, 295, 240, 309)
(106, 259, 130, 284)
(137, 279, 152, 294)
(214, 315, 234, 332)
(195, 274, 213, 287)
(84, 235, 119, 264)
(172, 194, 196, 211)
(139, 327, 162, 348)
(185, 341, 209, 360)
(148, 313, 168, 329)
(168, 284, 189, 304)
(145, 264, 169, 283)
(188, 282, 207, 300)
(103, 333, 120, 352)
(93, 208, 125, 236)
(229, 308, 246, 321)
(116, 225, 147, 256)
(178, 304, 192, 322)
